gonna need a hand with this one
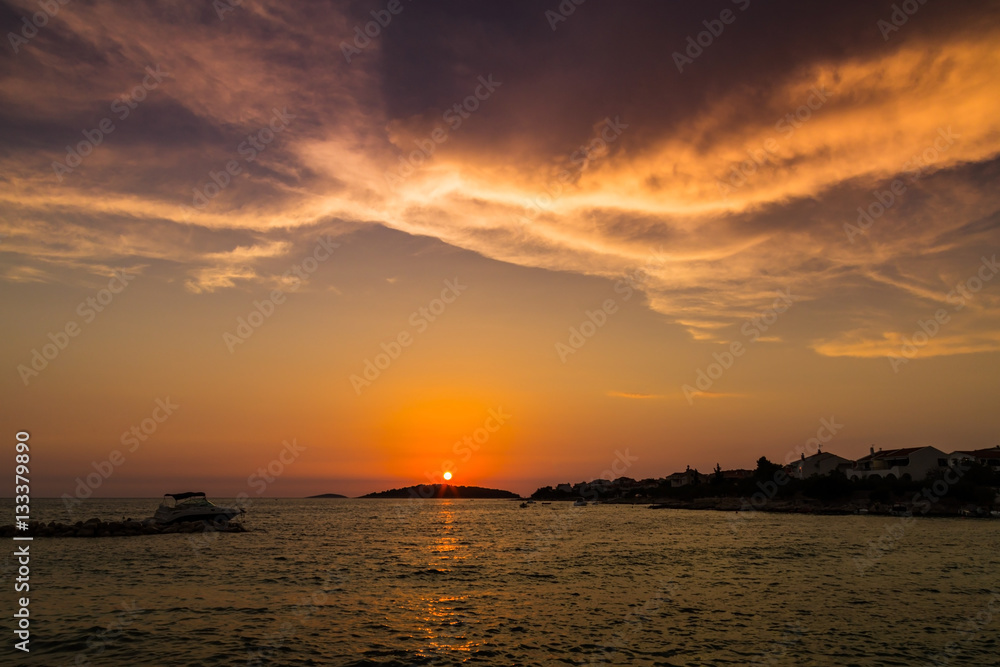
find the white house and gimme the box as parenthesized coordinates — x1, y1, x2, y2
(666, 470, 697, 487)
(792, 452, 852, 479)
(949, 448, 1000, 470)
(846, 446, 949, 481)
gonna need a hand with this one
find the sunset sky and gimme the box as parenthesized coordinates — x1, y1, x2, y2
(2, 0, 999, 498)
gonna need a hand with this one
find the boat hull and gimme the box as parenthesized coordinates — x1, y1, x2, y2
(154, 507, 239, 525)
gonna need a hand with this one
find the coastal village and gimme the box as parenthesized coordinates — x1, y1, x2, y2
(531, 445, 1000, 516)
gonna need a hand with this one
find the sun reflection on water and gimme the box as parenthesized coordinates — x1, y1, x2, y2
(414, 502, 482, 655)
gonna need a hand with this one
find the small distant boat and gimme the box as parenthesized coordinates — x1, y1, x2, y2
(855, 508, 869, 515)
(154, 492, 241, 525)
(573, 499, 587, 507)
(526, 500, 536, 504)
(519, 502, 529, 508)
(541, 502, 551, 505)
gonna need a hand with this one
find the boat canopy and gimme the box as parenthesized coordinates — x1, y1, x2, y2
(164, 492, 206, 501)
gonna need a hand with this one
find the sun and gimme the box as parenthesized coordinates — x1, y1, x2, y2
(443, 471, 452, 481)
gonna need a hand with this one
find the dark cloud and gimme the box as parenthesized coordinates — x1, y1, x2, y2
(373, 0, 998, 162)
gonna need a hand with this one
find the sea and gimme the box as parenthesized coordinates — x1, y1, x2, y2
(4, 498, 999, 666)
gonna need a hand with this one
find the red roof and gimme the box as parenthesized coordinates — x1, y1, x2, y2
(854, 447, 924, 463)
(954, 448, 1000, 457)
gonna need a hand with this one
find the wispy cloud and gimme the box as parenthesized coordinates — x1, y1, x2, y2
(606, 391, 667, 400)
(1, 0, 999, 361)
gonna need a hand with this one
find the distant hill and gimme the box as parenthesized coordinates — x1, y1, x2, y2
(361, 484, 520, 499)
(306, 493, 347, 498)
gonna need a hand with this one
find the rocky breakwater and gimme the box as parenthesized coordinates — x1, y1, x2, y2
(0, 518, 247, 537)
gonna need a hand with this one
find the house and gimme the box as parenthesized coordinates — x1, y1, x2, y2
(665, 470, 697, 487)
(791, 452, 852, 479)
(722, 469, 752, 480)
(846, 446, 949, 481)
(587, 478, 615, 491)
(949, 448, 1000, 470)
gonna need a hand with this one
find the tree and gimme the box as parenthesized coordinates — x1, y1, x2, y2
(754, 456, 782, 480)
(712, 463, 724, 485)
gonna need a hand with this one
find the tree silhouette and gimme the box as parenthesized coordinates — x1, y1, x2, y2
(713, 463, 724, 485)
(754, 456, 782, 480)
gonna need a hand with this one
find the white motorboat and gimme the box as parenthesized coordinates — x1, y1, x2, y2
(573, 499, 587, 507)
(154, 492, 241, 525)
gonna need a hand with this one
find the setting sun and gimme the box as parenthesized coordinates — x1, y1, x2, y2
(4, 1, 1000, 664)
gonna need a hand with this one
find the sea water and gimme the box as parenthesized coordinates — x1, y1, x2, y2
(4, 498, 999, 666)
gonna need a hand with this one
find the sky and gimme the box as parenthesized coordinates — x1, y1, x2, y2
(1, 0, 999, 498)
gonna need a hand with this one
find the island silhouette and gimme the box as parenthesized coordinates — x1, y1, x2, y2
(360, 484, 519, 499)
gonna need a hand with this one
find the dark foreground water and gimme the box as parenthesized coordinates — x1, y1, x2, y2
(3, 498, 999, 666)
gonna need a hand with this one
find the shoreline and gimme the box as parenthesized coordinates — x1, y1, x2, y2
(594, 495, 1000, 518)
